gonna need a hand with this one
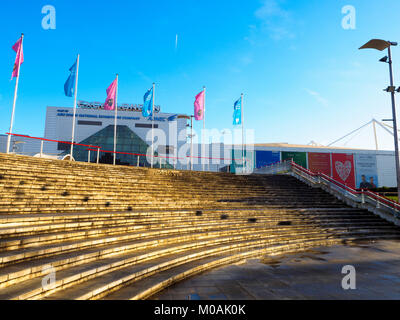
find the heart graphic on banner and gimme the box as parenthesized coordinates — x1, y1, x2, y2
(335, 161, 352, 182)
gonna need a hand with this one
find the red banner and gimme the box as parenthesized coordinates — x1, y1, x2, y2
(308, 153, 331, 176)
(331, 153, 355, 188)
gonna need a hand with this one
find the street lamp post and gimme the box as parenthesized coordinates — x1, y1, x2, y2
(185, 115, 195, 171)
(360, 39, 400, 200)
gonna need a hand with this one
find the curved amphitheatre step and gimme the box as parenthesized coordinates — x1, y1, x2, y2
(2, 227, 400, 300)
(0, 185, 340, 196)
(0, 221, 350, 270)
(0, 212, 389, 240)
(0, 175, 330, 195)
(1, 218, 397, 294)
(43, 234, 400, 301)
(0, 182, 318, 197)
(0, 224, 332, 289)
(0, 195, 341, 204)
(5, 200, 337, 213)
(0, 207, 371, 226)
(0, 228, 325, 293)
(1, 153, 399, 300)
(0, 214, 392, 251)
(103, 238, 378, 300)
(0, 188, 331, 205)
(0, 206, 374, 225)
(0, 187, 334, 200)
(1, 195, 333, 205)
(0, 234, 322, 300)
(0, 217, 394, 269)
(0, 206, 392, 245)
(0, 209, 393, 244)
(0, 234, 355, 300)
(0, 167, 323, 181)
(0, 158, 300, 183)
(0, 208, 382, 240)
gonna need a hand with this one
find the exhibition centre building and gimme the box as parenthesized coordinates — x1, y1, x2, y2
(0, 102, 397, 188)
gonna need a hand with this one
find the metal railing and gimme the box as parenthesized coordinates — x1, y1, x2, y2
(4, 132, 241, 172)
(85, 148, 182, 169)
(257, 160, 400, 221)
(5, 133, 101, 160)
(86, 147, 242, 172)
(253, 160, 292, 174)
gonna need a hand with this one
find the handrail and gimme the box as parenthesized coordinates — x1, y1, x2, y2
(7, 132, 242, 167)
(257, 159, 400, 214)
(257, 161, 284, 169)
(86, 148, 241, 162)
(86, 148, 184, 160)
(289, 160, 400, 211)
(291, 161, 400, 205)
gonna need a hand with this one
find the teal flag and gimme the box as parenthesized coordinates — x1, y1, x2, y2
(64, 60, 77, 97)
(142, 87, 153, 117)
(233, 98, 242, 125)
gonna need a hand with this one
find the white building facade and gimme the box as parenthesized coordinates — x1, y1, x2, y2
(42, 104, 189, 168)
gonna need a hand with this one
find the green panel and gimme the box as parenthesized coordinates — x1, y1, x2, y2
(62, 125, 172, 168)
(230, 149, 255, 174)
(281, 151, 307, 168)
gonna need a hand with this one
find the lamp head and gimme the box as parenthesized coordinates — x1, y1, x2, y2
(359, 39, 392, 51)
(379, 56, 389, 63)
(384, 86, 396, 93)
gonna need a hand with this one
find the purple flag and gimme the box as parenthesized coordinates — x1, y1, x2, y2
(11, 36, 24, 79)
(104, 78, 117, 110)
(194, 90, 205, 120)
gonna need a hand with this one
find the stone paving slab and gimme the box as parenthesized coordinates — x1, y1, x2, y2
(151, 240, 400, 300)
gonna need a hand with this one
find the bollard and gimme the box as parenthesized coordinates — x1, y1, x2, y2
(40, 141, 44, 158)
(96, 148, 100, 164)
(159, 159, 162, 169)
(137, 156, 140, 167)
(87, 150, 90, 163)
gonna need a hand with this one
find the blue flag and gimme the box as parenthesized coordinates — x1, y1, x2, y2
(167, 114, 178, 121)
(142, 87, 153, 117)
(64, 60, 77, 97)
(233, 98, 242, 125)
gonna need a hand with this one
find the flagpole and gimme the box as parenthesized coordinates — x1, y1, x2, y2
(113, 74, 119, 165)
(151, 82, 155, 168)
(7, 33, 24, 154)
(190, 115, 193, 171)
(202, 86, 206, 171)
(241, 93, 244, 173)
(70, 54, 80, 161)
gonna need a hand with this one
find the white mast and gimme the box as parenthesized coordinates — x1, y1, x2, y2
(7, 33, 24, 154)
(151, 82, 155, 168)
(113, 74, 119, 165)
(202, 86, 206, 171)
(241, 93, 245, 173)
(70, 54, 80, 160)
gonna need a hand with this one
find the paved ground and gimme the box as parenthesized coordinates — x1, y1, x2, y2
(150, 240, 400, 300)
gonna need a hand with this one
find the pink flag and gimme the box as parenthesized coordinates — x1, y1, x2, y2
(194, 90, 205, 120)
(104, 78, 118, 110)
(11, 36, 24, 79)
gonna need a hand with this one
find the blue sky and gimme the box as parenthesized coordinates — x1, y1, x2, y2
(1, 0, 400, 150)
